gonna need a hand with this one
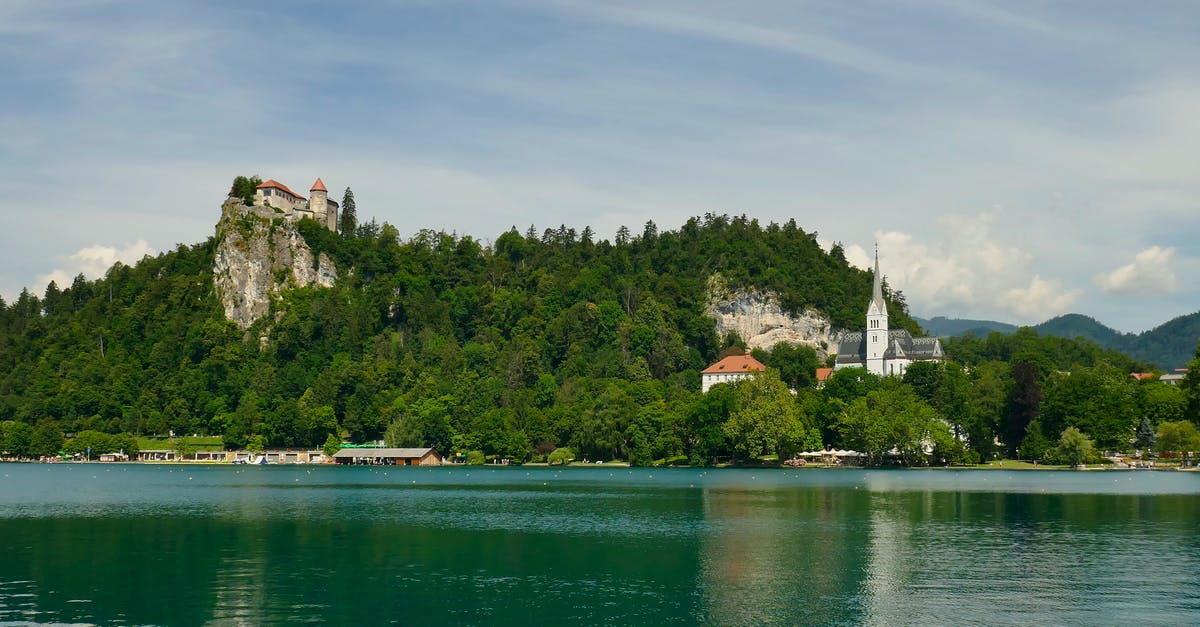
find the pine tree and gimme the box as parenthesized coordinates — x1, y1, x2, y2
(1135, 416, 1156, 455)
(339, 187, 357, 238)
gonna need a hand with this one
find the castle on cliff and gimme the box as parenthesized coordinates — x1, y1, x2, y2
(252, 178, 339, 232)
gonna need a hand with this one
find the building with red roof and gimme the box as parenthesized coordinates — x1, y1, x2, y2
(701, 353, 767, 393)
(251, 177, 339, 232)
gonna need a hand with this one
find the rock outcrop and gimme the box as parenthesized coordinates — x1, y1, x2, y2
(213, 200, 337, 330)
(706, 276, 833, 356)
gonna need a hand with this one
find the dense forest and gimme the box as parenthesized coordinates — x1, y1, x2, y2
(1, 204, 1197, 464)
(918, 311, 1200, 369)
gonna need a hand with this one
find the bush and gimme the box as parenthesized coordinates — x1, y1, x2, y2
(547, 447, 574, 465)
(466, 450, 485, 465)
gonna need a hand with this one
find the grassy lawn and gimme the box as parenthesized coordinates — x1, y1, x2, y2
(136, 436, 224, 451)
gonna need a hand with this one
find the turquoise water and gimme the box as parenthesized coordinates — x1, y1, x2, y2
(1, 465, 1198, 625)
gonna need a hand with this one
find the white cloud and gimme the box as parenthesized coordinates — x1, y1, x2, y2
(1004, 275, 1083, 320)
(826, 212, 1083, 323)
(1094, 246, 1179, 295)
(36, 240, 155, 294)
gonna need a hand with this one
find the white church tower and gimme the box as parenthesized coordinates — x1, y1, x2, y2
(865, 246, 888, 376)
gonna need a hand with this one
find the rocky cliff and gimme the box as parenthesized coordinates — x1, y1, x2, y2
(213, 200, 337, 330)
(706, 276, 833, 356)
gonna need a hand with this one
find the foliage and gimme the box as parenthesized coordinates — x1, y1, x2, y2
(229, 175, 262, 206)
(721, 370, 805, 461)
(1135, 417, 1156, 454)
(837, 380, 953, 465)
(339, 187, 357, 238)
(64, 430, 138, 457)
(322, 433, 343, 457)
(1, 420, 34, 457)
(466, 450, 485, 465)
(1054, 427, 1093, 467)
(547, 447, 574, 465)
(1156, 421, 1200, 457)
(0, 211, 1167, 466)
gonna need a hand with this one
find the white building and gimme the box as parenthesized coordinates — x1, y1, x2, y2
(253, 177, 339, 232)
(701, 353, 767, 393)
(834, 250, 943, 377)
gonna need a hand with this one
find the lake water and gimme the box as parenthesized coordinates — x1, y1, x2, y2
(1, 465, 1198, 625)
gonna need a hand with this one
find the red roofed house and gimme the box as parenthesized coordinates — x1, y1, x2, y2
(701, 353, 767, 393)
(253, 177, 339, 232)
(815, 367, 834, 388)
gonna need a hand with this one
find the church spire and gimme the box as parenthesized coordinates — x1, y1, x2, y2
(870, 243, 885, 314)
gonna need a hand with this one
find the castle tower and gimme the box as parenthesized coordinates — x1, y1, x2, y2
(310, 178, 329, 230)
(865, 245, 888, 376)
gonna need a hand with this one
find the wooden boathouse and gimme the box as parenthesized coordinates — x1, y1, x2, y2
(332, 447, 443, 466)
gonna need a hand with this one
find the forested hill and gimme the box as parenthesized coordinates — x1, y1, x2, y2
(920, 312, 1200, 369)
(0, 214, 913, 450)
(0, 208, 1183, 465)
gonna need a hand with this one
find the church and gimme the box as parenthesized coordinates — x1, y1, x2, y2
(833, 250, 943, 377)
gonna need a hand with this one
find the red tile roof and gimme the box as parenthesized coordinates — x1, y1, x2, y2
(256, 179, 305, 199)
(310, 178, 327, 192)
(1129, 372, 1157, 381)
(702, 354, 767, 375)
(815, 367, 834, 382)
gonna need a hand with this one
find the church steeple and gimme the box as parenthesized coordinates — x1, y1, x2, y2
(865, 243, 889, 376)
(868, 241, 888, 314)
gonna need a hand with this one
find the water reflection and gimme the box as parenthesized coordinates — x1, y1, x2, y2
(0, 466, 1198, 624)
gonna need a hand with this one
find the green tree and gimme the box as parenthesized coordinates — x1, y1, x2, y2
(1, 421, 34, 458)
(1140, 383, 1186, 425)
(1134, 416, 1156, 456)
(322, 433, 343, 458)
(753, 342, 821, 390)
(339, 187, 357, 238)
(1055, 427, 1093, 468)
(1156, 420, 1200, 460)
(229, 175, 262, 206)
(547, 447, 574, 465)
(1001, 360, 1041, 456)
(837, 380, 953, 465)
(30, 422, 64, 457)
(722, 371, 805, 461)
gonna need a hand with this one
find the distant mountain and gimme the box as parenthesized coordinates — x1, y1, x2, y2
(917, 312, 1200, 370)
(1034, 314, 1127, 346)
(915, 316, 1017, 337)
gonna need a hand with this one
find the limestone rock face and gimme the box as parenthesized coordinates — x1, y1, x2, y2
(706, 286, 833, 356)
(213, 200, 337, 330)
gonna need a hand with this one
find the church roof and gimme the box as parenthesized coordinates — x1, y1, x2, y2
(835, 330, 944, 364)
(702, 354, 767, 375)
(256, 179, 304, 199)
(868, 248, 886, 316)
(310, 178, 327, 192)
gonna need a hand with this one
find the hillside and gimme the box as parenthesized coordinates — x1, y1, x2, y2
(915, 316, 1017, 337)
(920, 312, 1200, 369)
(0, 211, 914, 455)
(0, 203, 1179, 465)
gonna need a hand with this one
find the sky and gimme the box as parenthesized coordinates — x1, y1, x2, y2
(1, 0, 1197, 333)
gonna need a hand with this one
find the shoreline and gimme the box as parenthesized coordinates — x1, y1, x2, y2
(3, 459, 1194, 472)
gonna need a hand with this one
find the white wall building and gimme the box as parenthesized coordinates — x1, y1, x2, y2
(253, 177, 339, 232)
(701, 353, 768, 393)
(834, 250, 943, 377)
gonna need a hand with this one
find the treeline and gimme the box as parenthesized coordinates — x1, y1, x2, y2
(0, 208, 1195, 464)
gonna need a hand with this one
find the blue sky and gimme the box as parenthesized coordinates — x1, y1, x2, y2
(1, 0, 1197, 333)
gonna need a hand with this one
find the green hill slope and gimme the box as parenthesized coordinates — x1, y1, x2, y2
(0, 214, 917, 456)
